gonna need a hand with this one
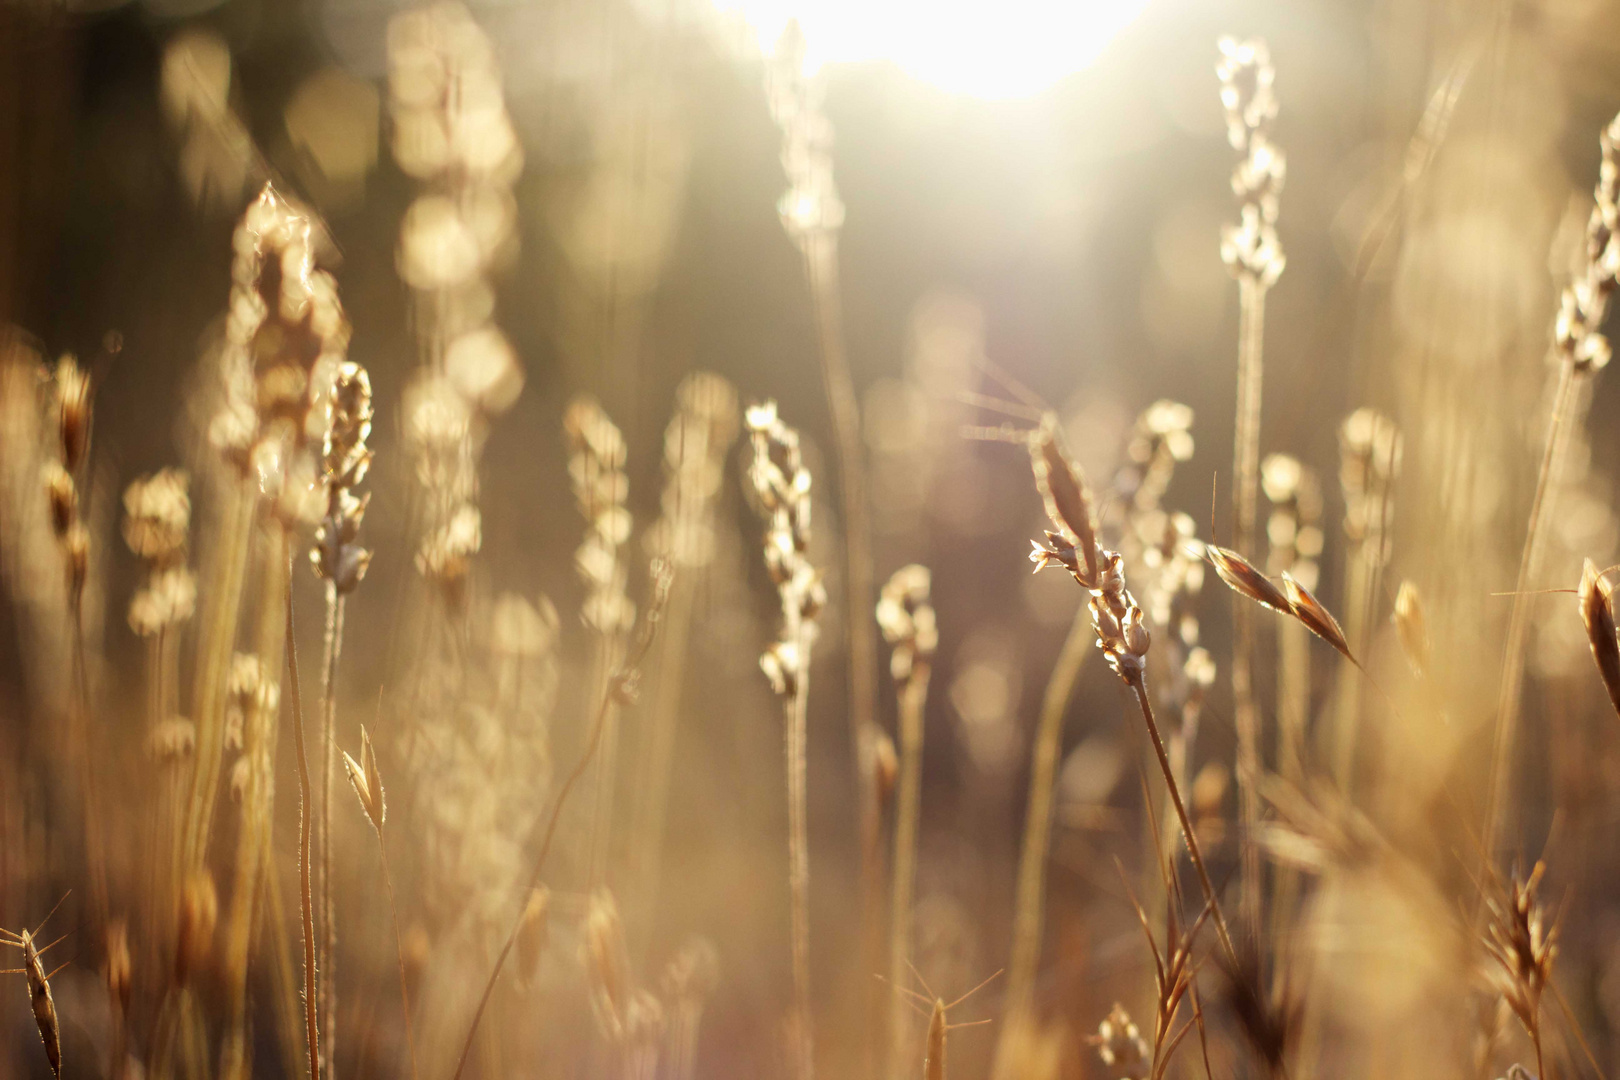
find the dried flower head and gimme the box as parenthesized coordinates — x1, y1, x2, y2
(1554, 112, 1620, 375)
(1092, 1003, 1150, 1080)
(747, 401, 825, 696)
(766, 21, 844, 246)
(52, 354, 91, 472)
(1217, 37, 1285, 285)
(566, 396, 636, 635)
(1028, 417, 1151, 683)
(128, 567, 198, 637)
(311, 360, 374, 594)
(149, 716, 196, 762)
(122, 469, 191, 564)
(876, 564, 938, 683)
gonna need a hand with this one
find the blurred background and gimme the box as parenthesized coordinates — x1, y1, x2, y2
(5, 0, 1620, 1077)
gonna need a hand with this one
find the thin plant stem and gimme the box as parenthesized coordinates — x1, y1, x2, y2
(1231, 273, 1267, 940)
(377, 841, 420, 1080)
(264, 860, 309, 1080)
(451, 570, 671, 1080)
(629, 571, 695, 937)
(999, 604, 1091, 1046)
(1126, 673, 1238, 970)
(1484, 359, 1578, 856)
(221, 521, 290, 1080)
(886, 670, 928, 1080)
(799, 229, 882, 1017)
(784, 617, 816, 1080)
(285, 567, 322, 1080)
(182, 478, 256, 874)
(69, 602, 109, 926)
(319, 585, 345, 1074)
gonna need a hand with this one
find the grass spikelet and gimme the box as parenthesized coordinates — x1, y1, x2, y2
(1280, 571, 1355, 664)
(1578, 559, 1620, 719)
(1, 895, 72, 1079)
(1206, 544, 1291, 613)
(1483, 863, 1558, 1080)
(515, 886, 550, 986)
(1393, 580, 1430, 677)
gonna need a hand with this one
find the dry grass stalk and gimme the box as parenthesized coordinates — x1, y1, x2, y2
(1578, 559, 1620, 718)
(1331, 406, 1400, 790)
(632, 372, 739, 921)
(1483, 863, 1558, 1079)
(1110, 844, 1215, 1080)
(884, 967, 999, 1080)
(450, 559, 675, 1080)
(210, 180, 352, 1080)
(0, 895, 71, 1079)
(1024, 417, 1239, 968)
(1000, 403, 1202, 1075)
(390, 0, 524, 640)
(745, 400, 825, 1080)
(308, 358, 374, 1078)
(877, 564, 937, 1080)
(564, 395, 635, 885)
(284, 573, 322, 1080)
(662, 938, 720, 1080)
(339, 724, 420, 1080)
(1219, 34, 1287, 940)
(766, 30, 885, 1046)
(43, 353, 109, 929)
(1262, 454, 1322, 781)
(1485, 110, 1620, 855)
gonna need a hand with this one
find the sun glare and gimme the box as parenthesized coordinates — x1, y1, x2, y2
(714, 0, 1151, 98)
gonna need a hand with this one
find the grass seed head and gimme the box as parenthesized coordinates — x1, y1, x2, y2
(342, 724, 386, 834)
(1393, 580, 1430, 677)
(1579, 559, 1620, 719)
(1280, 571, 1355, 663)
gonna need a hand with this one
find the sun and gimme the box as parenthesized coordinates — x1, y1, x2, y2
(714, 0, 1151, 99)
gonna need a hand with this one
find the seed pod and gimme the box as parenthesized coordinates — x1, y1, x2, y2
(42, 463, 75, 538)
(1579, 559, 1620, 720)
(342, 725, 386, 833)
(1206, 545, 1291, 613)
(1392, 580, 1429, 677)
(54, 354, 91, 472)
(516, 886, 551, 986)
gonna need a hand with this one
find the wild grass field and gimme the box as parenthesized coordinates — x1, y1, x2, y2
(3, 1, 1620, 1078)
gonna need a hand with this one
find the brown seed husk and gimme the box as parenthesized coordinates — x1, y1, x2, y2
(1207, 545, 1291, 613)
(1281, 571, 1355, 664)
(1579, 559, 1620, 720)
